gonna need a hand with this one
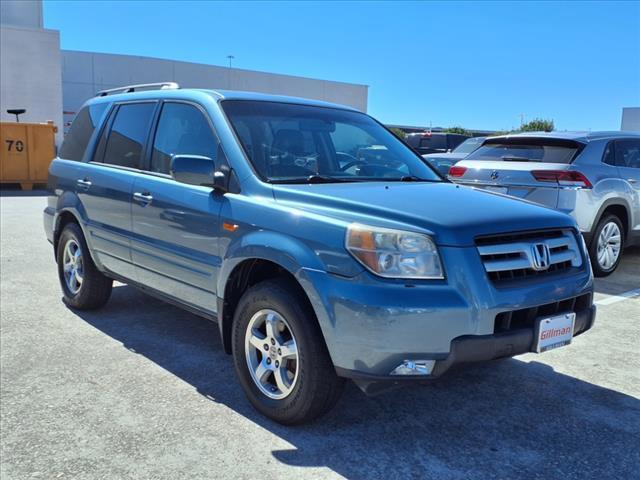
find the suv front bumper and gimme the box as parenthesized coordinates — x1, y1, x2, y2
(299, 245, 595, 386)
(335, 304, 595, 394)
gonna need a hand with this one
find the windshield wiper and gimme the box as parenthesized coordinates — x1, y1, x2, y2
(399, 175, 429, 182)
(306, 174, 351, 184)
(271, 175, 438, 184)
(271, 175, 353, 184)
(378, 176, 439, 182)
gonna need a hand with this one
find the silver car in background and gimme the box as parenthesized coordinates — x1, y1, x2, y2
(422, 136, 486, 175)
(449, 132, 640, 276)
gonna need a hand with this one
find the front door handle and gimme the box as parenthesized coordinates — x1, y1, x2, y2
(628, 178, 637, 184)
(76, 178, 92, 190)
(133, 191, 153, 205)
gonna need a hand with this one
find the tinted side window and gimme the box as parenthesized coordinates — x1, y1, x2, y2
(615, 139, 640, 169)
(151, 103, 217, 174)
(102, 103, 156, 169)
(602, 142, 616, 166)
(419, 136, 447, 150)
(58, 103, 109, 161)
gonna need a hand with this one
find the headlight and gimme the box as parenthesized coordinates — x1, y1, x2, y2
(346, 224, 444, 279)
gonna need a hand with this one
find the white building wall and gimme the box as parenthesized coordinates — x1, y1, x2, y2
(61, 51, 368, 127)
(621, 107, 640, 132)
(0, 0, 43, 29)
(0, 24, 63, 145)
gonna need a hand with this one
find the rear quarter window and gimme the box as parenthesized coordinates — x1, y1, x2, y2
(602, 142, 616, 166)
(615, 139, 640, 168)
(58, 103, 109, 161)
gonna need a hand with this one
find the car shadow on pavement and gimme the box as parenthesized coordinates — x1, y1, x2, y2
(73, 284, 640, 480)
(593, 246, 640, 297)
(0, 186, 48, 197)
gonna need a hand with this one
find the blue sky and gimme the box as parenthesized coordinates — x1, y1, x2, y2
(44, 1, 639, 131)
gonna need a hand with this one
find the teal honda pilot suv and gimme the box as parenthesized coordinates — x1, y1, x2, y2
(44, 83, 595, 424)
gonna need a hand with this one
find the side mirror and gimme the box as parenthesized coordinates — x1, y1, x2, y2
(171, 154, 226, 191)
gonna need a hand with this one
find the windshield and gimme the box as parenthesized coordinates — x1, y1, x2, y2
(465, 142, 579, 163)
(222, 100, 441, 183)
(452, 137, 485, 155)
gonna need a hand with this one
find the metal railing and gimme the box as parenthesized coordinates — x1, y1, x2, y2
(96, 82, 180, 97)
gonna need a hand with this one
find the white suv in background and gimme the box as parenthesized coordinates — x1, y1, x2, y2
(449, 132, 640, 276)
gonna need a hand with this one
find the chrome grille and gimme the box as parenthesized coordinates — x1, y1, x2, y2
(476, 229, 583, 282)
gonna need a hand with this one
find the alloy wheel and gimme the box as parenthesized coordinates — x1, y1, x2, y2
(596, 221, 622, 271)
(244, 309, 299, 400)
(62, 238, 84, 294)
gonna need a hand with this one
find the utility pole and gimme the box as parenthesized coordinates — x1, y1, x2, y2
(519, 113, 525, 128)
(226, 55, 235, 89)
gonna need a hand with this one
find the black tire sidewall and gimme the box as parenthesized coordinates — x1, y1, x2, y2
(56, 223, 111, 308)
(57, 224, 85, 302)
(231, 280, 334, 423)
(589, 214, 624, 277)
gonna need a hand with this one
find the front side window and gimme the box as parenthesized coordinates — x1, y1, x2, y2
(59, 103, 109, 161)
(615, 139, 640, 168)
(151, 103, 217, 174)
(102, 103, 156, 169)
(466, 140, 579, 164)
(222, 101, 441, 183)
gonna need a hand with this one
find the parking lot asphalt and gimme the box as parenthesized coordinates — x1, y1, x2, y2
(1, 192, 639, 480)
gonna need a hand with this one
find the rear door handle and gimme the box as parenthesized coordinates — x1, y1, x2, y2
(133, 191, 153, 205)
(76, 178, 92, 190)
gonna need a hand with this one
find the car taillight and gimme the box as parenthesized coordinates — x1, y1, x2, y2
(531, 170, 593, 188)
(448, 166, 467, 177)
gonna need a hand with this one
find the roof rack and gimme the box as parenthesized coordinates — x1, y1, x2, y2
(96, 82, 180, 97)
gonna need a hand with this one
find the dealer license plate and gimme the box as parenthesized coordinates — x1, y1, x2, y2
(534, 313, 575, 353)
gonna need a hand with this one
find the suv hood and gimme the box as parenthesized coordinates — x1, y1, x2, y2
(271, 182, 576, 247)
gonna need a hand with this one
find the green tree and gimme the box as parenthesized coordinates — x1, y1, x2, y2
(389, 127, 406, 140)
(444, 126, 471, 136)
(520, 118, 554, 132)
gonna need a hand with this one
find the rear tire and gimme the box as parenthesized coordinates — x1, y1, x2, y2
(56, 223, 113, 309)
(588, 214, 624, 277)
(231, 278, 344, 425)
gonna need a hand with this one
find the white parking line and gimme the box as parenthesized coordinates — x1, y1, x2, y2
(595, 288, 640, 306)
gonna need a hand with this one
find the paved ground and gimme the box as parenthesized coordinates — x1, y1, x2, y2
(1, 192, 639, 480)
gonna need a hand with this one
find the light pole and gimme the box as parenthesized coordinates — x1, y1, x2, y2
(226, 55, 235, 89)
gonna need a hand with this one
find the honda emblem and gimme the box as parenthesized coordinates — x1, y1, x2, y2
(530, 243, 551, 271)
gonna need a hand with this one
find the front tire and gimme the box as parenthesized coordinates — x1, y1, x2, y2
(231, 279, 344, 425)
(56, 223, 113, 309)
(589, 214, 624, 277)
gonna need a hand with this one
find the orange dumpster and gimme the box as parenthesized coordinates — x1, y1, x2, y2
(0, 121, 57, 190)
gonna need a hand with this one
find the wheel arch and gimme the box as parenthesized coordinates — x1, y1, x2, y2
(216, 234, 329, 356)
(52, 207, 102, 269)
(590, 199, 631, 246)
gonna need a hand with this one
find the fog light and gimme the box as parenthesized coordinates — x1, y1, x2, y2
(390, 360, 435, 376)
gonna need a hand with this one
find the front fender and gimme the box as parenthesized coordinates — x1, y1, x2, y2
(216, 230, 342, 357)
(217, 230, 327, 296)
